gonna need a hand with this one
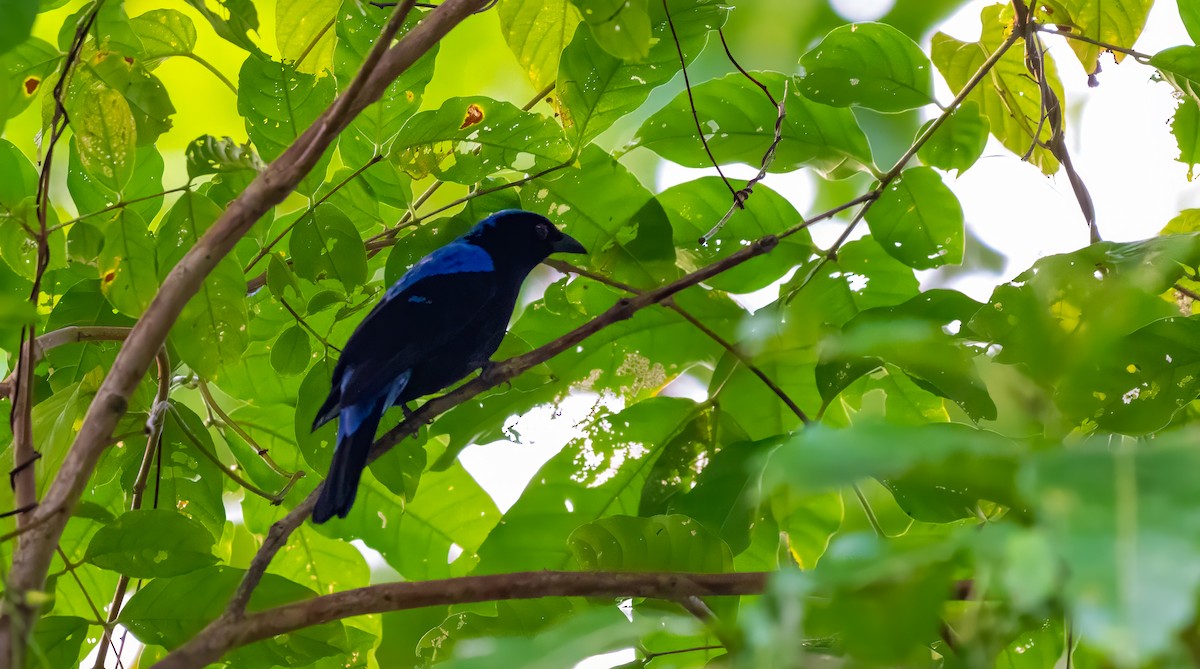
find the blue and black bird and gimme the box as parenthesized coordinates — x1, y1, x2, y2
(311, 209, 586, 523)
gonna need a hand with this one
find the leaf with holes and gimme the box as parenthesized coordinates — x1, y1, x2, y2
(86, 509, 218, 578)
(393, 96, 571, 184)
(1173, 99, 1200, 181)
(1152, 46, 1200, 107)
(238, 53, 335, 193)
(799, 22, 935, 112)
(65, 80, 137, 192)
(1056, 317, 1200, 434)
(633, 71, 873, 178)
(865, 167, 964, 269)
(658, 177, 813, 293)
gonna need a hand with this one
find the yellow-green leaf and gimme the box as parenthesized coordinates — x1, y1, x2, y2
(1038, 0, 1153, 74)
(932, 5, 1063, 175)
(498, 0, 583, 89)
(276, 0, 337, 74)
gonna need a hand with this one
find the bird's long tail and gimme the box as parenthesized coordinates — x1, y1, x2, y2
(312, 400, 384, 523)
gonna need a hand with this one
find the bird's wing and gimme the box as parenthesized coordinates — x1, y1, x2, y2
(332, 245, 500, 411)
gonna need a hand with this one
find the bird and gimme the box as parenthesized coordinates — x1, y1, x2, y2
(310, 209, 586, 523)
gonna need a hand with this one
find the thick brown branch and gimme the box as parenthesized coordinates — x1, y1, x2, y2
(157, 571, 769, 668)
(1, 0, 489, 657)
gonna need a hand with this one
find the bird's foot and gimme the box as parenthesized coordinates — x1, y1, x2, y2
(479, 361, 509, 388)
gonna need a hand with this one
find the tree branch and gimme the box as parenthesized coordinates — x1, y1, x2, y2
(0, 0, 490, 658)
(157, 571, 770, 668)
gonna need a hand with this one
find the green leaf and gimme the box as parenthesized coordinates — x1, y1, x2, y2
(98, 209, 158, 317)
(806, 533, 960, 664)
(66, 79, 137, 192)
(1173, 98, 1200, 181)
(764, 422, 1024, 522)
(130, 9, 198, 63)
(82, 48, 177, 145)
(865, 167, 964, 269)
(970, 235, 1200, 388)
(1056, 317, 1200, 433)
(27, 616, 89, 669)
(0, 0, 36, 57)
(1183, 0, 1200, 43)
(916, 100, 989, 173)
(522, 144, 667, 284)
(0, 37, 58, 123)
(1039, 0, 1152, 74)
(68, 141, 166, 223)
(289, 204, 368, 290)
(181, 0, 263, 54)
(817, 289, 993, 421)
(498, 0, 583, 89)
(392, 96, 571, 184)
(798, 22, 934, 112)
(571, 0, 651, 61)
(157, 192, 249, 378)
(271, 325, 312, 376)
(277, 0, 337, 74)
(1022, 433, 1200, 663)
(659, 177, 813, 293)
(158, 404, 228, 538)
(770, 490, 843, 569)
(932, 5, 1064, 174)
(435, 608, 698, 669)
(475, 398, 701, 572)
(32, 373, 103, 498)
(570, 514, 733, 572)
(1152, 45, 1200, 106)
(238, 53, 335, 193)
(633, 71, 873, 178)
(185, 134, 265, 179)
(335, 2, 434, 208)
(85, 509, 217, 578)
(556, 0, 728, 145)
(120, 566, 346, 664)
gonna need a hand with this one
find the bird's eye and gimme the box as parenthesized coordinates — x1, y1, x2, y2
(534, 222, 550, 240)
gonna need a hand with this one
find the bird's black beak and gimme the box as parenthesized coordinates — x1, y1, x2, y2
(551, 233, 587, 255)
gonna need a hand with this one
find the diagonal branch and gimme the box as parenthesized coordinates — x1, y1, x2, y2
(0, 0, 490, 659)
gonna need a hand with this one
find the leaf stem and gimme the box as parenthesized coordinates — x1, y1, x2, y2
(184, 53, 238, 93)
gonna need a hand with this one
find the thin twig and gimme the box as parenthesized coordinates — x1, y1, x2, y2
(663, 0, 738, 201)
(294, 17, 336, 68)
(48, 185, 193, 232)
(1035, 25, 1153, 63)
(243, 154, 383, 274)
(184, 53, 238, 93)
(197, 380, 306, 480)
(166, 405, 300, 505)
(280, 297, 343, 353)
(92, 349, 170, 669)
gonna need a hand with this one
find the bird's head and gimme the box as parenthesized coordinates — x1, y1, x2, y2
(465, 209, 587, 269)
